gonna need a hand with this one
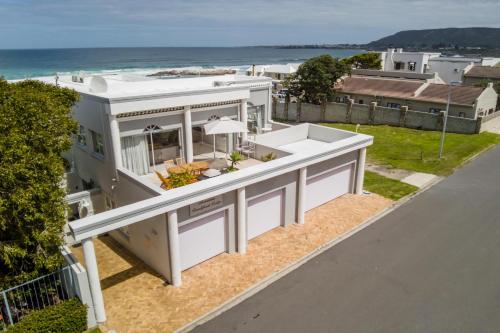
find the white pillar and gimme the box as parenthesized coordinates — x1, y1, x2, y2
(237, 187, 247, 254)
(167, 210, 182, 287)
(184, 106, 193, 163)
(297, 167, 307, 224)
(240, 99, 248, 142)
(82, 238, 106, 323)
(109, 115, 122, 169)
(355, 148, 367, 195)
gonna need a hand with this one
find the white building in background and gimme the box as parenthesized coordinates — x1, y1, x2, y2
(379, 48, 500, 84)
(35, 73, 371, 324)
(246, 63, 299, 89)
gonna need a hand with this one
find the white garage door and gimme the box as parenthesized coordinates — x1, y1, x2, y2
(247, 190, 284, 240)
(306, 164, 354, 211)
(179, 210, 227, 271)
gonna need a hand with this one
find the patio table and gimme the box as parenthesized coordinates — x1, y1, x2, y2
(168, 161, 209, 175)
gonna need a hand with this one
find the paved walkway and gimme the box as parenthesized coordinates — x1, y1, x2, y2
(193, 145, 500, 333)
(72, 194, 391, 333)
(366, 163, 439, 188)
(481, 114, 500, 134)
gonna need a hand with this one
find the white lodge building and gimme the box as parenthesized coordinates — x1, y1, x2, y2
(44, 73, 372, 324)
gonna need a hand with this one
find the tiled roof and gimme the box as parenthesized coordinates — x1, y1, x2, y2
(415, 84, 484, 106)
(337, 76, 484, 106)
(337, 76, 422, 99)
(464, 66, 500, 79)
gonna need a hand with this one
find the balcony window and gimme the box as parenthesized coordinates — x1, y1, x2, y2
(90, 130, 104, 156)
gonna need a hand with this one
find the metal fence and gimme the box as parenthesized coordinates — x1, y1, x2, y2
(0, 266, 74, 329)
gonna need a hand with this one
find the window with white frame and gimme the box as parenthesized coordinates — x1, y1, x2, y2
(90, 130, 104, 156)
(77, 125, 87, 146)
(408, 62, 417, 71)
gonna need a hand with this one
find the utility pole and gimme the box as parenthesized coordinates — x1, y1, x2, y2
(439, 81, 461, 159)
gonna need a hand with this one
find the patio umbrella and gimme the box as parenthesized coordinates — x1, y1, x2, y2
(203, 117, 248, 159)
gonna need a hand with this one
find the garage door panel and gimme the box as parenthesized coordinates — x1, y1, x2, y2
(306, 164, 354, 211)
(247, 190, 283, 240)
(179, 210, 227, 270)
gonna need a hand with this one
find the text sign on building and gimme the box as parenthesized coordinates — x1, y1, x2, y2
(189, 196, 223, 216)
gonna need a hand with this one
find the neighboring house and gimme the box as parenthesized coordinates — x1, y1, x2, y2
(246, 63, 299, 90)
(379, 48, 500, 84)
(335, 76, 498, 119)
(352, 68, 445, 84)
(379, 48, 441, 74)
(37, 73, 372, 324)
(463, 66, 500, 87)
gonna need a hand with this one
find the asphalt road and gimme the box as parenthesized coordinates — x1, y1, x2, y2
(192, 145, 500, 333)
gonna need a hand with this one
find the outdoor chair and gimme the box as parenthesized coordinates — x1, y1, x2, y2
(175, 157, 185, 166)
(240, 141, 256, 159)
(154, 170, 169, 189)
(164, 159, 176, 174)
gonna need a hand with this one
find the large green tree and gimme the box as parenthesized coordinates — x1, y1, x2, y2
(340, 53, 382, 70)
(284, 54, 351, 104)
(0, 79, 78, 287)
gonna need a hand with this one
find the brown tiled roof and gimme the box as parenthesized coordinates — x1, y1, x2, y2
(337, 76, 422, 99)
(416, 84, 484, 106)
(337, 76, 484, 106)
(464, 66, 500, 79)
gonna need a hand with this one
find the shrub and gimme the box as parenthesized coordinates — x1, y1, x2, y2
(166, 170, 197, 189)
(6, 298, 87, 333)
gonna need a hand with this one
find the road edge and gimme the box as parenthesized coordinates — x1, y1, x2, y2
(174, 175, 444, 333)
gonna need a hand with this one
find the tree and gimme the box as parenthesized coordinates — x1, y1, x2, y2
(0, 79, 79, 287)
(341, 53, 382, 70)
(284, 54, 351, 104)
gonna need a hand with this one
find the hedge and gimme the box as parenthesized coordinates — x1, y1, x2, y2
(6, 298, 87, 333)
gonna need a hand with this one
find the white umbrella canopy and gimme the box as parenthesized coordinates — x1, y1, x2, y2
(203, 117, 248, 159)
(203, 117, 248, 135)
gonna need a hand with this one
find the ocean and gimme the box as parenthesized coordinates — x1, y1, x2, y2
(0, 47, 362, 80)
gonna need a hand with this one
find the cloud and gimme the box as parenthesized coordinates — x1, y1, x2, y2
(0, 0, 499, 48)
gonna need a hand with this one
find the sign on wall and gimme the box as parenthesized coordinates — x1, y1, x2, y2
(189, 195, 223, 216)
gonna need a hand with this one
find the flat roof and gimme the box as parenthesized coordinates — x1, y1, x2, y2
(33, 74, 272, 99)
(279, 139, 330, 154)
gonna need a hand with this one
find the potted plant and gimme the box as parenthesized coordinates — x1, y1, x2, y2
(227, 151, 243, 172)
(261, 152, 276, 162)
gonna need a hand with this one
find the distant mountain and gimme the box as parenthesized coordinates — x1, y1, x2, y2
(366, 28, 500, 50)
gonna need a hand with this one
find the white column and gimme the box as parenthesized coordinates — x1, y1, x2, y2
(240, 99, 248, 142)
(355, 148, 367, 195)
(109, 115, 122, 169)
(82, 238, 106, 323)
(237, 187, 247, 254)
(297, 167, 307, 224)
(167, 210, 182, 287)
(183, 107, 193, 163)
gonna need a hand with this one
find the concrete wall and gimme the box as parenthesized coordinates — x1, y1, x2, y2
(275, 100, 484, 134)
(335, 92, 477, 118)
(61, 246, 97, 328)
(110, 169, 172, 281)
(71, 97, 115, 195)
(427, 59, 472, 84)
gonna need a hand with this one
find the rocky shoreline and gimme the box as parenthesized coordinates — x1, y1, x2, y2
(148, 68, 237, 77)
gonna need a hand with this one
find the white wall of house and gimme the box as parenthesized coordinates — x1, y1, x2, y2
(427, 59, 476, 84)
(380, 49, 440, 74)
(475, 85, 498, 116)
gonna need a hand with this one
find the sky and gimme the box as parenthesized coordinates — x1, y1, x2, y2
(0, 0, 499, 49)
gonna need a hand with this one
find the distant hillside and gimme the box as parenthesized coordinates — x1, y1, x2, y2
(366, 28, 500, 50)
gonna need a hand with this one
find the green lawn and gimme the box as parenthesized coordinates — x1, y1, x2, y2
(322, 123, 500, 175)
(364, 171, 418, 200)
